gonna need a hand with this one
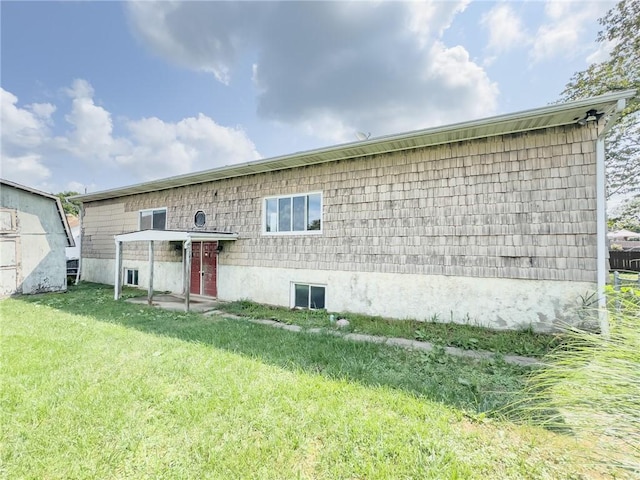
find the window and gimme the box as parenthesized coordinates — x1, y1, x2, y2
(265, 193, 321, 234)
(125, 268, 139, 286)
(194, 210, 206, 227)
(293, 283, 325, 309)
(139, 208, 166, 230)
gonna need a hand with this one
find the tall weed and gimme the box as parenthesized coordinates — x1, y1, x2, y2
(511, 288, 639, 475)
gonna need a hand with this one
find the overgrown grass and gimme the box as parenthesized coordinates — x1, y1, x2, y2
(1, 282, 620, 478)
(16, 283, 527, 413)
(510, 287, 640, 475)
(218, 299, 564, 358)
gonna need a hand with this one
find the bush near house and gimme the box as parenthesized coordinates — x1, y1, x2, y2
(512, 287, 640, 475)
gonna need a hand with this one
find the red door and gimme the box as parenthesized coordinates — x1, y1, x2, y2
(190, 242, 217, 297)
(190, 242, 201, 295)
(202, 242, 218, 297)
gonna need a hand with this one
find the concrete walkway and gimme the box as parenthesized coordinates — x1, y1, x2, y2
(126, 294, 218, 313)
(203, 309, 543, 368)
(128, 295, 543, 367)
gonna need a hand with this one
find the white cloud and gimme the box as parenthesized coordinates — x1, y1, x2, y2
(530, 1, 615, 63)
(1, 88, 54, 151)
(126, 1, 498, 142)
(408, 0, 470, 47)
(66, 180, 93, 194)
(117, 114, 260, 180)
(0, 154, 52, 187)
(480, 4, 528, 53)
(1, 81, 261, 191)
(56, 79, 123, 162)
(0, 88, 55, 187)
(586, 38, 617, 64)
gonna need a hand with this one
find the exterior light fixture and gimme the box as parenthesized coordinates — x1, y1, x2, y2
(576, 109, 604, 126)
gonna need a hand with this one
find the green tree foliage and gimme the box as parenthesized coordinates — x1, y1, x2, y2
(56, 191, 81, 217)
(561, 0, 639, 200)
(608, 196, 640, 231)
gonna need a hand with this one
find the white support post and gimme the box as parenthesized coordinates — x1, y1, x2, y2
(184, 239, 192, 312)
(148, 240, 155, 305)
(114, 240, 123, 300)
(596, 137, 609, 335)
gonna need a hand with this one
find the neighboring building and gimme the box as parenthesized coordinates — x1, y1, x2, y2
(65, 215, 81, 277)
(1, 179, 75, 296)
(74, 90, 635, 331)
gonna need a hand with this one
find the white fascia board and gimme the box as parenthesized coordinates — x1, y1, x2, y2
(74, 89, 637, 203)
(115, 230, 238, 243)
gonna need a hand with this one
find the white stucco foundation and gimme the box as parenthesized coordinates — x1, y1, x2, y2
(218, 265, 596, 332)
(82, 258, 596, 331)
(82, 258, 183, 293)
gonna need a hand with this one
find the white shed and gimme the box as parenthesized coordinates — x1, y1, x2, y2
(1, 179, 75, 296)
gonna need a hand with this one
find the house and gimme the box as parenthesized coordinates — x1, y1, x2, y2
(1, 179, 75, 296)
(73, 90, 635, 331)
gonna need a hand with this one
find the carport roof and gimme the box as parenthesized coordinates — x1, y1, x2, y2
(114, 230, 238, 243)
(74, 89, 636, 203)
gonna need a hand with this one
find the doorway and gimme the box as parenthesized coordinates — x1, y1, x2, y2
(189, 241, 218, 297)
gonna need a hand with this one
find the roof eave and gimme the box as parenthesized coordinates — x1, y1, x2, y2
(72, 89, 637, 203)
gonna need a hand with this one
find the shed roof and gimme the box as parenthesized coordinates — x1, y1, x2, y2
(74, 90, 636, 203)
(1, 178, 75, 247)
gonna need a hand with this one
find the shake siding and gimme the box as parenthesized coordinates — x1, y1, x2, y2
(82, 125, 598, 282)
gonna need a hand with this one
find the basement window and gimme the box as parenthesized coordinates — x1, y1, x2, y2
(125, 268, 139, 286)
(139, 208, 167, 230)
(293, 283, 325, 310)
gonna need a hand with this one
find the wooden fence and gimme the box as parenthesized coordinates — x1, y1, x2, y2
(609, 251, 640, 272)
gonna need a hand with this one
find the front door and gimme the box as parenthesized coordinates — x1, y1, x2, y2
(190, 241, 218, 297)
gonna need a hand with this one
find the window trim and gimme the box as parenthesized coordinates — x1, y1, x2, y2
(124, 268, 139, 286)
(263, 192, 323, 236)
(139, 207, 167, 231)
(194, 210, 206, 228)
(291, 282, 326, 310)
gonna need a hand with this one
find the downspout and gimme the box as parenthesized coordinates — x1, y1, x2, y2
(596, 98, 627, 334)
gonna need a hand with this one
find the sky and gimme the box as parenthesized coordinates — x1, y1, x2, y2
(1, 0, 617, 195)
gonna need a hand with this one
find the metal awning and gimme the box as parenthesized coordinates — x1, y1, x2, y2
(114, 230, 237, 311)
(114, 229, 238, 243)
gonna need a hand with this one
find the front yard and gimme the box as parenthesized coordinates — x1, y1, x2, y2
(0, 283, 624, 478)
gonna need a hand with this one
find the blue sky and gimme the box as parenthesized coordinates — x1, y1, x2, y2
(1, 0, 616, 194)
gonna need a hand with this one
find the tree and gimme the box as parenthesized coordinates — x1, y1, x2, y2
(56, 191, 81, 217)
(608, 196, 640, 232)
(560, 0, 639, 200)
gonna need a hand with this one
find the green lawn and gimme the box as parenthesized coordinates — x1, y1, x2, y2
(1, 283, 615, 478)
(217, 300, 565, 358)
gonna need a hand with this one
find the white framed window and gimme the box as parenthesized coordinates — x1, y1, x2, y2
(264, 192, 322, 235)
(139, 208, 167, 230)
(124, 268, 139, 286)
(292, 283, 326, 309)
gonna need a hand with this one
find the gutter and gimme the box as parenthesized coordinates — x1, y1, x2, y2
(595, 97, 628, 334)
